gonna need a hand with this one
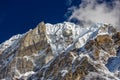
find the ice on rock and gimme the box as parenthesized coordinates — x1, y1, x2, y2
(61, 70, 68, 77)
(0, 21, 118, 79)
(106, 57, 120, 72)
(0, 34, 23, 54)
(46, 22, 110, 55)
(46, 22, 89, 54)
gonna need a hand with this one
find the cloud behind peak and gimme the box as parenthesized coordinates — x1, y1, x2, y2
(67, 0, 120, 28)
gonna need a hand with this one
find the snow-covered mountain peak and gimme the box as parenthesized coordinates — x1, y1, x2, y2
(0, 22, 119, 80)
(45, 22, 115, 54)
(0, 34, 23, 54)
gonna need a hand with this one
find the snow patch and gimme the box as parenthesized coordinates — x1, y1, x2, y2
(61, 70, 68, 77)
(0, 34, 23, 54)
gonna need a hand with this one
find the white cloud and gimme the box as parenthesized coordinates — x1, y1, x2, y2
(67, 0, 120, 28)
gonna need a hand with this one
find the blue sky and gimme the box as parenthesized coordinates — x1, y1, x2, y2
(0, 0, 119, 43)
(0, 0, 76, 43)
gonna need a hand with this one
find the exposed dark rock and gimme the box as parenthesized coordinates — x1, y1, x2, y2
(30, 52, 98, 80)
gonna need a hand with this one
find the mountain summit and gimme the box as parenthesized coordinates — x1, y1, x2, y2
(0, 22, 120, 80)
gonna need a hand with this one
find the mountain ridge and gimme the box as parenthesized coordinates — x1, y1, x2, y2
(0, 22, 120, 80)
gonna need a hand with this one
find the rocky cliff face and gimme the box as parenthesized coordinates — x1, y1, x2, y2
(0, 22, 120, 80)
(0, 22, 53, 79)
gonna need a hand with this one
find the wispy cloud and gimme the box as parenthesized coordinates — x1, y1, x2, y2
(67, 0, 120, 28)
(65, 0, 74, 6)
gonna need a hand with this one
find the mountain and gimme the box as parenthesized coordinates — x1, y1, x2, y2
(0, 21, 120, 80)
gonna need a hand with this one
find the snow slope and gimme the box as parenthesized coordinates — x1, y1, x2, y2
(0, 22, 120, 80)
